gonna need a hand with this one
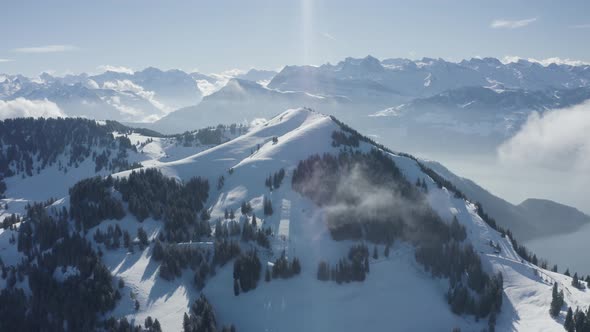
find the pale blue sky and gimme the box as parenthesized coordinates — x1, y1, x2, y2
(2, 0, 589, 76)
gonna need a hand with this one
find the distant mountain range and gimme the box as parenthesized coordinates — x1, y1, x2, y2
(0, 68, 279, 123)
(269, 55, 590, 100)
(3, 55, 590, 128)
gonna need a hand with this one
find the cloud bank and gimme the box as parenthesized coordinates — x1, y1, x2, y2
(498, 101, 590, 171)
(502, 56, 589, 67)
(491, 17, 537, 29)
(13, 45, 79, 53)
(97, 65, 134, 75)
(0, 98, 66, 120)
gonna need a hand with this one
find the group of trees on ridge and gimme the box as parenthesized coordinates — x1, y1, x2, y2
(0, 117, 143, 197)
(176, 123, 247, 147)
(317, 244, 370, 283)
(292, 148, 501, 326)
(68, 168, 210, 242)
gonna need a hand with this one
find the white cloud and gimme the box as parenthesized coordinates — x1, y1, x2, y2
(0, 98, 66, 120)
(196, 80, 224, 96)
(570, 24, 590, 29)
(0, 58, 13, 63)
(97, 65, 134, 75)
(249, 118, 267, 127)
(102, 79, 169, 113)
(490, 17, 537, 29)
(321, 32, 336, 41)
(197, 69, 246, 96)
(216, 68, 246, 78)
(498, 101, 590, 171)
(12, 45, 79, 53)
(501, 55, 589, 66)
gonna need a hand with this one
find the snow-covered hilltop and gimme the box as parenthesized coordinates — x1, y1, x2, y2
(1, 108, 586, 331)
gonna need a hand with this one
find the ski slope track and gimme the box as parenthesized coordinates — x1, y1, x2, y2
(1, 108, 586, 331)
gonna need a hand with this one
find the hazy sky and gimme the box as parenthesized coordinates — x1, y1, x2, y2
(2, 0, 590, 76)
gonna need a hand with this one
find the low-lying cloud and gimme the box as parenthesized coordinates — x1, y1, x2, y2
(97, 65, 134, 75)
(102, 79, 169, 113)
(502, 55, 589, 67)
(498, 101, 590, 171)
(0, 98, 66, 120)
(491, 17, 537, 29)
(13, 45, 79, 53)
(197, 69, 246, 96)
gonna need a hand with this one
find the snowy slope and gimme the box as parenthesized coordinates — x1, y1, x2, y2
(58, 108, 584, 331)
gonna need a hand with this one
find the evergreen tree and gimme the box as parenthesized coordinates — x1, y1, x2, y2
(263, 196, 273, 216)
(373, 245, 378, 260)
(123, 231, 131, 249)
(152, 319, 162, 332)
(265, 267, 271, 282)
(574, 307, 586, 332)
(317, 261, 330, 281)
(292, 257, 302, 275)
(565, 307, 575, 332)
(137, 227, 148, 249)
(550, 283, 564, 317)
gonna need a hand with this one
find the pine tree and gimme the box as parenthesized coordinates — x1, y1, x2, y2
(145, 316, 153, 329)
(384, 244, 390, 258)
(565, 307, 575, 332)
(252, 214, 257, 228)
(373, 245, 378, 260)
(153, 319, 162, 332)
(265, 267, 271, 282)
(575, 307, 586, 332)
(550, 283, 564, 317)
(291, 257, 301, 275)
(137, 227, 148, 249)
(123, 231, 131, 249)
(565, 268, 571, 277)
(573, 273, 580, 288)
(135, 299, 140, 311)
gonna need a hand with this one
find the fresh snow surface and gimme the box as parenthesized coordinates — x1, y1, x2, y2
(2, 108, 586, 331)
